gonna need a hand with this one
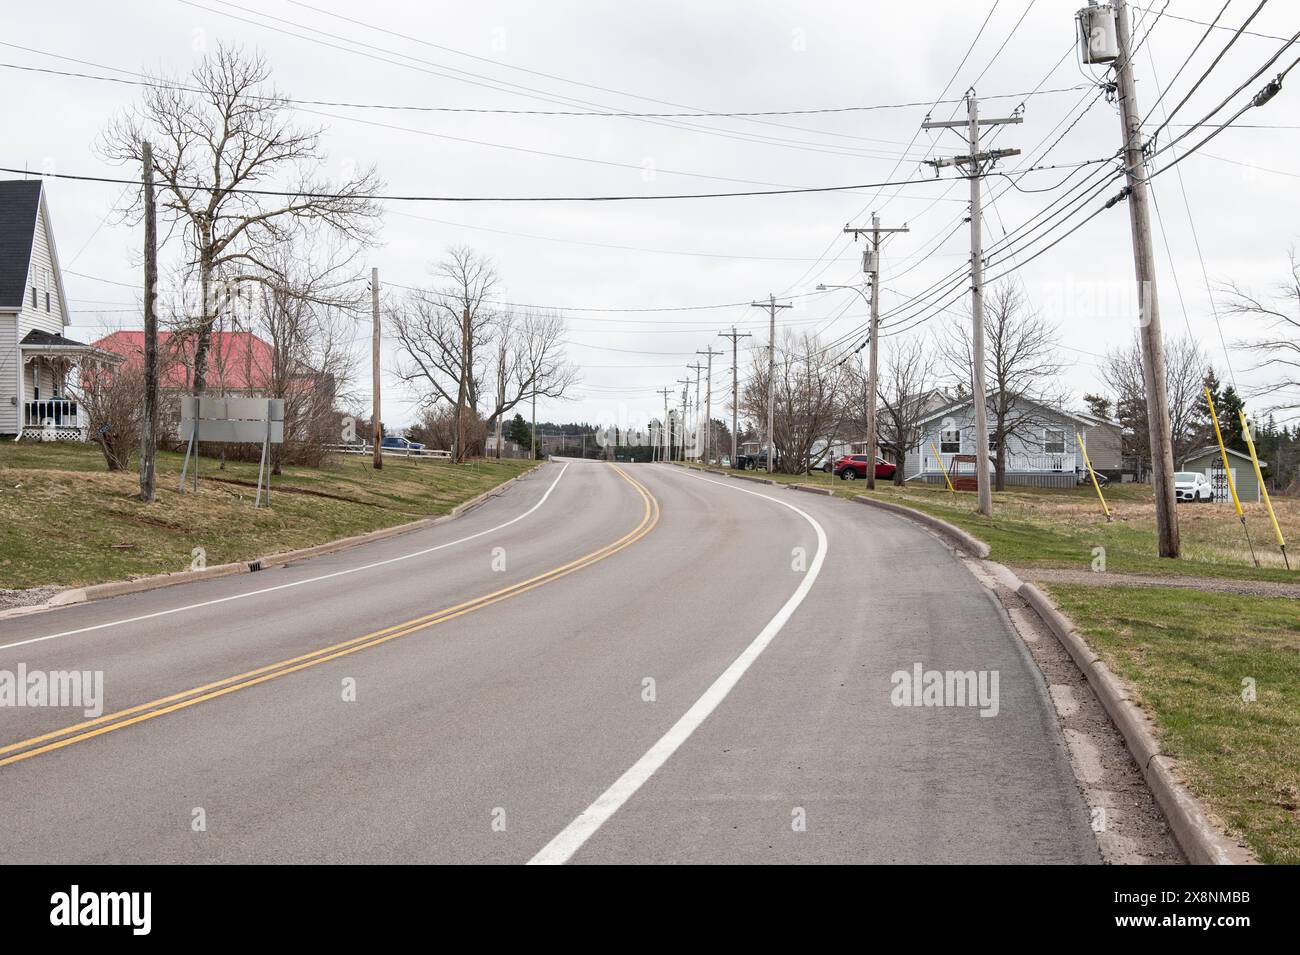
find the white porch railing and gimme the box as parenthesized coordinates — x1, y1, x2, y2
(918, 450, 1077, 473)
(23, 399, 82, 429)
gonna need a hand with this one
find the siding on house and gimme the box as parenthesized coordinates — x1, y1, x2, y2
(20, 200, 65, 337)
(0, 313, 15, 434)
(1180, 447, 1262, 503)
(1079, 418, 1123, 471)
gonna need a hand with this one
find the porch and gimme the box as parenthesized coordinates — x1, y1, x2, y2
(14, 329, 122, 441)
(910, 449, 1080, 489)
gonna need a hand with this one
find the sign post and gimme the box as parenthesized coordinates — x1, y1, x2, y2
(179, 397, 285, 506)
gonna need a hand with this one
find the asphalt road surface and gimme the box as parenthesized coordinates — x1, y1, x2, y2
(0, 460, 1098, 863)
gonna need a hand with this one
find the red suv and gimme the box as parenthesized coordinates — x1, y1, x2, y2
(833, 454, 896, 481)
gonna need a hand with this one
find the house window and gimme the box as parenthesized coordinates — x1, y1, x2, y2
(940, 428, 961, 454)
(44, 269, 52, 312)
(1044, 428, 1065, 455)
(988, 435, 999, 454)
(31, 284, 37, 308)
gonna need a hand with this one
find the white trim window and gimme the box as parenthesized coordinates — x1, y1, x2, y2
(1044, 428, 1066, 455)
(940, 428, 962, 454)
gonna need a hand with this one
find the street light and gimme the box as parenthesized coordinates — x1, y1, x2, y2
(816, 282, 880, 489)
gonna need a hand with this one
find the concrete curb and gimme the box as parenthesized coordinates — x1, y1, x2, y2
(849, 495, 991, 558)
(731, 473, 777, 485)
(789, 483, 833, 496)
(1017, 578, 1256, 866)
(0, 466, 538, 619)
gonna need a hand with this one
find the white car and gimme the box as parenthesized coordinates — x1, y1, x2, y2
(1174, 471, 1213, 503)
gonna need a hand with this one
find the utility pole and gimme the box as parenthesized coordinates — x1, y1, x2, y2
(750, 294, 792, 473)
(923, 92, 1021, 517)
(677, 379, 691, 463)
(686, 361, 704, 461)
(718, 326, 752, 467)
(138, 141, 158, 503)
(657, 386, 673, 463)
(371, 266, 383, 471)
(842, 215, 908, 490)
(697, 345, 723, 465)
(1113, 0, 1180, 557)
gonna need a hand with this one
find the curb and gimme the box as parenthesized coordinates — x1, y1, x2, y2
(850, 495, 991, 558)
(732, 473, 776, 485)
(0, 466, 538, 619)
(1016, 580, 1255, 866)
(789, 483, 833, 496)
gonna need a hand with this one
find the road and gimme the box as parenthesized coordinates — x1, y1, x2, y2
(0, 460, 1098, 863)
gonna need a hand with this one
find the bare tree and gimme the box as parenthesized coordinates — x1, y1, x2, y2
(390, 248, 576, 461)
(742, 331, 844, 473)
(871, 336, 938, 486)
(75, 360, 143, 472)
(1222, 248, 1300, 414)
(250, 236, 365, 472)
(100, 44, 381, 395)
(940, 282, 1068, 490)
(388, 246, 499, 462)
(1100, 333, 1208, 473)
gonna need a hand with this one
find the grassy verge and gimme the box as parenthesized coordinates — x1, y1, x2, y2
(680, 462, 1297, 583)
(1045, 583, 1300, 864)
(0, 442, 537, 589)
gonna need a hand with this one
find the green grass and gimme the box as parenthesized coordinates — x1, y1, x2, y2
(1045, 584, 1300, 864)
(681, 462, 1297, 583)
(0, 442, 537, 589)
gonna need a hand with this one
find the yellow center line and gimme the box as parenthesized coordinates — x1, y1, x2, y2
(0, 464, 660, 768)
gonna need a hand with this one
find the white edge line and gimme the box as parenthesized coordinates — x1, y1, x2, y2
(527, 465, 828, 865)
(0, 463, 570, 655)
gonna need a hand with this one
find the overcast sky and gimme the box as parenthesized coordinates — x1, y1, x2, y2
(5, 0, 1298, 432)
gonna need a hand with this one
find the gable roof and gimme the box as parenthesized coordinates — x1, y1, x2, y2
(94, 330, 277, 391)
(916, 391, 1096, 429)
(0, 180, 43, 309)
(1181, 445, 1259, 465)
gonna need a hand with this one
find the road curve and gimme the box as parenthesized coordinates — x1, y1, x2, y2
(0, 459, 1097, 863)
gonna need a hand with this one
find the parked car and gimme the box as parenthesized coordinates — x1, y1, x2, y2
(381, 436, 424, 452)
(1174, 471, 1213, 503)
(833, 454, 897, 481)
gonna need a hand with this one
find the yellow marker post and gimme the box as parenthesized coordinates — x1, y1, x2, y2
(1206, 386, 1256, 567)
(930, 440, 956, 497)
(1239, 410, 1289, 569)
(1076, 432, 1112, 521)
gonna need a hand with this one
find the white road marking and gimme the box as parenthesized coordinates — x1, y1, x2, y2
(528, 466, 828, 865)
(0, 464, 570, 655)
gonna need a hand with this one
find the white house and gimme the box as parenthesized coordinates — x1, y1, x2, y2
(904, 392, 1118, 489)
(1, 179, 120, 440)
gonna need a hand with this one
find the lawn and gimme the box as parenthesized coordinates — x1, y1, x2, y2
(0, 442, 537, 590)
(1045, 584, 1300, 865)
(682, 462, 1297, 583)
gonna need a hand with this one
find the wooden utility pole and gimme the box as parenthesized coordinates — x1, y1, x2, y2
(138, 141, 159, 503)
(718, 326, 751, 467)
(924, 93, 1021, 517)
(676, 378, 691, 463)
(697, 345, 723, 465)
(843, 215, 908, 489)
(657, 386, 673, 463)
(750, 295, 792, 473)
(1114, 0, 1180, 557)
(371, 267, 383, 470)
(686, 361, 704, 461)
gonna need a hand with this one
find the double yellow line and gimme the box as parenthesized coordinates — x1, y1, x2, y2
(0, 464, 659, 769)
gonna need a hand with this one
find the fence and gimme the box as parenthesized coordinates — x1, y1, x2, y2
(323, 443, 452, 461)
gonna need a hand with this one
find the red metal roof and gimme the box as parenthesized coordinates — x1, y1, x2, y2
(93, 330, 274, 391)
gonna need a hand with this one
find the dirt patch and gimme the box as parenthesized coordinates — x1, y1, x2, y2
(1019, 567, 1300, 599)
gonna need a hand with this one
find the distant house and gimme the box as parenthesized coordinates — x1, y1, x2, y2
(905, 393, 1117, 489)
(1, 180, 121, 440)
(92, 330, 282, 438)
(1180, 446, 1263, 503)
